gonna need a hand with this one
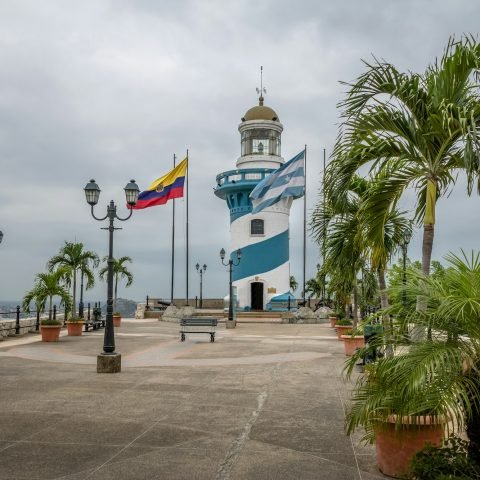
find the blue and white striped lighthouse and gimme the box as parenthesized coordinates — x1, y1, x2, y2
(214, 93, 296, 311)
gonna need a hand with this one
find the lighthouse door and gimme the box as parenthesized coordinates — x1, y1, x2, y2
(251, 282, 264, 311)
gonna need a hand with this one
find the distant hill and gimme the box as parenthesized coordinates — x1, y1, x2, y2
(100, 298, 137, 318)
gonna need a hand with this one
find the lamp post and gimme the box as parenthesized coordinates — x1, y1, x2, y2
(195, 263, 207, 309)
(401, 229, 412, 307)
(84, 179, 139, 373)
(220, 248, 242, 329)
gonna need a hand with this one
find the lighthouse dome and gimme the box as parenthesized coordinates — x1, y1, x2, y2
(242, 96, 279, 122)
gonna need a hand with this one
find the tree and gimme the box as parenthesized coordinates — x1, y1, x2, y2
(47, 242, 99, 318)
(289, 275, 298, 292)
(99, 256, 133, 312)
(345, 251, 480, 465)
(328, 37, 480, 281)
(23, 270, 72, 320)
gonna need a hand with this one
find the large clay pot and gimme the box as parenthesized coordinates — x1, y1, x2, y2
(113, 315, 121, 327)
(341, 335, 365, 356)
(329, 316, 337, 328)
(66, 321, 84, 336)
(41, 325, 62, 342)
(335, 324, 353, 340)
(375, 415, 445, 478)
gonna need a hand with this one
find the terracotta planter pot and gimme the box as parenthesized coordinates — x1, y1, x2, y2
(375, 415, 445, 478)
(41, 325, 62, 342)
(335, 324, 353, 340)
(113, 315, 121, 327)
(329, 316, 337, 328)
(66, 321, 84, 336)
(341, 335, 365, 356)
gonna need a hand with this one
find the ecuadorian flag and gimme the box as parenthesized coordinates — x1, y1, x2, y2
(132, 158, 187, 209)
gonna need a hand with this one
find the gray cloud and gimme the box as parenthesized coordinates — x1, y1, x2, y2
(0, 0, 479, 302)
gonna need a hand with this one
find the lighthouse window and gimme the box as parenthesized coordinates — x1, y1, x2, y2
(250, 219, 264, 235)
(252, 139, 269, 155)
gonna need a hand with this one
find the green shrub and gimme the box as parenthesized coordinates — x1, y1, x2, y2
(68, 317, 84, 323)
(41, 319, 62, 326)
(113, 312, 121, 316)
(335, 309, 346, 319)
(410, 435, 480, 479)
(336, 319, 352, 326)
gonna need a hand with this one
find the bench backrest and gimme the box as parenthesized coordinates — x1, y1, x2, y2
(181, 317, 218, 327)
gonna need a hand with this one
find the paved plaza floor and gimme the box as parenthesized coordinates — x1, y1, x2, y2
(0, 319, 386, 480)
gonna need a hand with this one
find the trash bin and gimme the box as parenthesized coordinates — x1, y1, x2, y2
(363, 324, 383, 364)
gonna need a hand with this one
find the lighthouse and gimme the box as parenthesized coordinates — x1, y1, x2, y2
(214, 91, 296, 311)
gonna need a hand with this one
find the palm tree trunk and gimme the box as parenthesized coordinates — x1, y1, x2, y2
(466, 371, 480, 466)
(72, 270, 77, 319)
(48, 296, 52, 320)
(352, 280, 359, 328)
(378, 268, 393, 357)
(114, 273, 118, 312)
(377, 268, 389, 310)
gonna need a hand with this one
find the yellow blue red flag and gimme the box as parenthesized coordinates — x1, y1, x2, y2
(131, 158, 187, 209)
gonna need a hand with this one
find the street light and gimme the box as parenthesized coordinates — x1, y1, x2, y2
(195, 263, 207, 309)
(220, 248, 242, 329)
(84, 179, 139, 373)
(401, 228, 413, 307)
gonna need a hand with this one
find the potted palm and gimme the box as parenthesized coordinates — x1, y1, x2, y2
(345, 252, 480, 478)
(23, 270, 72, 343)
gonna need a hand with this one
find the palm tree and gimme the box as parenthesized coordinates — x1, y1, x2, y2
(328, 37, 480, 280)
(345, 251, 480, 464)
(99, 256, 133, 312)
(47, 242, 99, 318)
(289, 275, 298, 292)
(23, 270, 72, 320)
(312, 175, 368, 326)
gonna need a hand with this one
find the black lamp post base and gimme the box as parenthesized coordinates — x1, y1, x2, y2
(97, 353, 121, 373)
(226, 319, 236, 329)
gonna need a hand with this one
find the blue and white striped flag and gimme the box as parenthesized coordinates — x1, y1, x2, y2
(249, 149, 305, 214)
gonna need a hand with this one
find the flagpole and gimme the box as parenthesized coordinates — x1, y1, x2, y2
(322, 148, 326, 302)
(303, 144, 307, 306)
(170, 154, 176, 305)
(185, 149, 189, 306)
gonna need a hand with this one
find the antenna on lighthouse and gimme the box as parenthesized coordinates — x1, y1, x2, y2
(256, 66, 267, 105)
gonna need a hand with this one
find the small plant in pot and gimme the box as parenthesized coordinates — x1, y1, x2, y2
(40, 318, 62, 342)
(66, 317, 84, 336)
(335, 318, 353, 340)
(341, 324, 365, 356)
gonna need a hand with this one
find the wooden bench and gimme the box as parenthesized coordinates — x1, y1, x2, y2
(180, 317, 218, 342)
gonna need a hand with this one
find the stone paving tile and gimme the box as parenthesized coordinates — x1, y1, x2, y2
(0, 322, 385, 479)
(0, 442, 121, 479)
(27, 416, 152, 446)
(229, 440, 365, 480)
(0, 413, 68, 442)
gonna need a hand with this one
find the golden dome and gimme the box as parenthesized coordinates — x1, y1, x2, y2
(242, 96, 279, 122)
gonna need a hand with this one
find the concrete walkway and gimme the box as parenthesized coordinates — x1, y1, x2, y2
(0, 319, 385, 479)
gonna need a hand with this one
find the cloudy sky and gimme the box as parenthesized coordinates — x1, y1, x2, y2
(1, 0, 479, 303)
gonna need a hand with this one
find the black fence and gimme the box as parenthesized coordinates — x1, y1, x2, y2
(0, 302, 104, 336)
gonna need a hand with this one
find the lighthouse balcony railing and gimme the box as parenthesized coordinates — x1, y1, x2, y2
(215, 168, 275, 189)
